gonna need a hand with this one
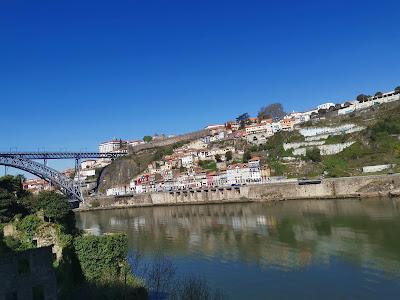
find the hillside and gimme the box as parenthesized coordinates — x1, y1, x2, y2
(97, 141, 190, 193)
(246, 102, 400, 178)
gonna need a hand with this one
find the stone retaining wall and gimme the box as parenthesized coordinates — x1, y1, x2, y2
(80, 174, 400, 211)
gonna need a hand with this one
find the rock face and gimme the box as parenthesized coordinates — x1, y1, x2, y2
(97, 150, 158, 193)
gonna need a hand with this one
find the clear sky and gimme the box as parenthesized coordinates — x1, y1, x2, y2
(1, 0, 399, 157)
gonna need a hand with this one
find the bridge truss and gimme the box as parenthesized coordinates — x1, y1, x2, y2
(0, 156, 83, 202)
(0, 151, 127, 203)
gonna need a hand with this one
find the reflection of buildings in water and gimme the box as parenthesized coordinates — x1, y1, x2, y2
(129, 216, 146, 230)
(188, 232, 201, 248)
(84, 225, 101, 236)
(76, 199, 400, 276)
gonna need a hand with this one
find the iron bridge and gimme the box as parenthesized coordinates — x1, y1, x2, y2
(0, 151, 127, 203)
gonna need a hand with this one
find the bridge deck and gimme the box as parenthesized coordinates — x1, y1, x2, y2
(0, 152, 127, 160)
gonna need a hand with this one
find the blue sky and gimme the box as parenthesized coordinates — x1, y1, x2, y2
(1, 0, 399, 159)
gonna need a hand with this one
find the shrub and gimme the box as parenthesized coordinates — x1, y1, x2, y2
(90, 201, 100, 208)
(325, 134, 347, 145)
(323, 157, 349, 177)
(306, 148, 322, 162)
(16, 215, 42, 246)
(198, 160, 217, 171)
(73, 233, 129, 282)
(242, 150, 252, 163)
(225, 151, 233, 161)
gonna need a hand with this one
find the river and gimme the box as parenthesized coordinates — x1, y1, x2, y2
(75, 198, 400, 299)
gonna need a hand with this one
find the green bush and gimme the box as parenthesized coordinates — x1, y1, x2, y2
(242, 150, 252, 163)
(73, 233, 129, 282)
(306, 148, 322, 162)
(198, 160, 217, 171)
(16, 215, 42, 248)
(323, 156, 349, 177)
(325, 134, 347, 145)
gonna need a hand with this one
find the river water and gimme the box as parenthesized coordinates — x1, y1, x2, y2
(75, 199, 400, 299)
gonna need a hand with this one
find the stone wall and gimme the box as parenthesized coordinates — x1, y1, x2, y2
(80, 174, 400, 210)
(0, 246, 57, 300)
(129, 129, 210, 153)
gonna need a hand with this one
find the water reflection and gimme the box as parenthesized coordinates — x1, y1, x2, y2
(77, 199, 400, 273)
(76, 198, 400, 299)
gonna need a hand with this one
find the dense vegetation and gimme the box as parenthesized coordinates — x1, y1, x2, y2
(0, 176, 146, 299)
(198, 160, 217, 171)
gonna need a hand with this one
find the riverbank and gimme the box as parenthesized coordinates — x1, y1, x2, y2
(77, 173, 400, 211)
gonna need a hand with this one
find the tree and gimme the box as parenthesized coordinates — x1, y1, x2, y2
(0, 175, 31, 221)
(0, 190, 13, 222)
(356, 94, 369, 103)
(305, 148, 321, 162)
(242, 150, 252, 163)
(236, 113, 250, 123)
(258, 103, 285, 121)
(35, 191, 71, 222)
(375, 91, 383, 97)
(144, 254, 176, 297)
(214, 154, 222, 162)
(143, 136, 153, 143)
(395, 86, 400, 94)
(0, 175, 26, 198)
(225, 151, 233, 161)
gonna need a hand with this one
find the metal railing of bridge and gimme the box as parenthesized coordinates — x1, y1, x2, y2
(0, 151, 127, 160)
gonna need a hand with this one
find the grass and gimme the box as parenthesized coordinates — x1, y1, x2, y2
(198, 160, 217, 171)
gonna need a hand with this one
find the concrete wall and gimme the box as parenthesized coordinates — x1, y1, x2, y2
(291, 142, 354, 156)
(362, 164, 395, 173)
(81, 174, 400, 210)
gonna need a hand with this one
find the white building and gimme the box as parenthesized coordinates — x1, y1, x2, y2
(213, 171, 228, 186)
(370, 90, 400, 104)
(99, 139, 127, 153)
(210, 131, 225, 142)
(317, 102, 335, 110)
(198, 150, 211, 160)
(271, 122, 282, 133)
(128, 140, 144, 147)
(80, 160, 97, 169)
(245, 123, 273, 136)
(337, 101, 356, 115)
(248, 158, 261, 182)
(181, 154, 196, 167)
(106, 185, 129, 196)
(227, 163, 251, 185)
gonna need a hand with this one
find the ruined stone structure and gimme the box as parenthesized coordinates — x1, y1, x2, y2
(0, 246, 57, 300)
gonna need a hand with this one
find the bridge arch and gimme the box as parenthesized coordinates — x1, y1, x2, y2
(0, 156, 83, 202)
